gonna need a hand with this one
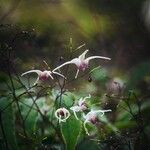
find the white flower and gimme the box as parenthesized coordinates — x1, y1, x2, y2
(21, 69, 66, 85)
(55, 108, 70, 123)
(83, 109, 112, 135)
(53, 50, 111, 78)
(70, 94, 91, 120)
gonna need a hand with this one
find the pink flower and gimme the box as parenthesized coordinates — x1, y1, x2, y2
(83, 109, 112, 135)
(21, 70, 66, 85)
(70, 94, 91, 120)
(53, 50, 111, 78)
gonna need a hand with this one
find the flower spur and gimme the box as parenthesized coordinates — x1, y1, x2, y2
(21, 69, 66, 85)
(53, 50, 111, 78)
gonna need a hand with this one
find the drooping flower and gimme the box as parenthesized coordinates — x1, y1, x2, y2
(53, 50, 111, 78)
(83, 109, 112, 135)
(70, 94, 91, 120)
(55, 107, 70, 123)
(21, 70, 66, 85)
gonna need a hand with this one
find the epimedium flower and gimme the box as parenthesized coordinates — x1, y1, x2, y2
(53, 50, 111, 78)
(55, 107, 70, 123)
(70, 94, 91, 120)
(21, 69, 66, 85)
(83, 109, 112, 135)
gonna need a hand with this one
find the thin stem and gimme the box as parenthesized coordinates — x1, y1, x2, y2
(7, 50, 27, 137)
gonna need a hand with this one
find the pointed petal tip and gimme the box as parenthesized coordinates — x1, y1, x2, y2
(21, 73, 25, 76)
(84, 49, 89, 54)
(103, 57, 111, 60)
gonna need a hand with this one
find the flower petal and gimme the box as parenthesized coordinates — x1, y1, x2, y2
(70, 106, 81, 112)
(73, 111, 79, 120)
(78, 94, 91, 106)
(21, 70, 42, 76)
(82, 94, 91, 102)
(78, 50, 89, 61)
(85, 56, 111, 63)
(47, 71, 54, 80)
(83, 120, 90, 135)
(33, 77, 39, 85)
(52, 60, 75, 72)
(75, 69, 80, 79)
(52, 71, 66, 79)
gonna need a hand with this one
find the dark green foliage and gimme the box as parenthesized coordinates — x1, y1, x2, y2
(0, 97, 18, 150)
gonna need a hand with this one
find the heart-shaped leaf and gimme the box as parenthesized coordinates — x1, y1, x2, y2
(61, 115, 81, 150)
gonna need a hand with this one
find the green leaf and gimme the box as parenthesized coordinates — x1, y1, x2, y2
(19, 97, 40, 136)
(77, 139, 99, 150)
(0, 97, 18, 150)
(61, 116, 81, 150)
(62, 92, 75, 108)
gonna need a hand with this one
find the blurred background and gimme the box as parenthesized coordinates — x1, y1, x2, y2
(0, 0, 150, 149)
(0, 0, 149, 67)
(0, 0, 150, 88)
(0, 0, 150, 94)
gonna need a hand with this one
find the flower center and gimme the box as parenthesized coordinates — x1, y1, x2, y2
(79, 102, 87, 111)
(57, 110, 65, 116)
(89, 116, 98, 124)
(39, 72, 49, 81)
(78, 62, 88, 71)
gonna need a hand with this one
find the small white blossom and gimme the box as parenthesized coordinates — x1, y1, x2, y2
(53, 50, 111, 78)
(70, 94, 91, 120)
(55, 108, 70, 123)
(83, 109, 112, 135)
(21, 69, 66, 85)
